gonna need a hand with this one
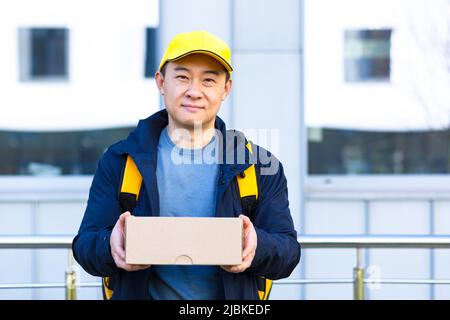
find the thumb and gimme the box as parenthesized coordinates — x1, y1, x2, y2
(118, 211, 131, 227)
(239, 214, 251, 228)
(122, 211, 131, 218)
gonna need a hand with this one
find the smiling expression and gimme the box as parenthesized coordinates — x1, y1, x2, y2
(155, 53, 232, 131)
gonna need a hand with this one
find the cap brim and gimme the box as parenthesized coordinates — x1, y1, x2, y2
(166, 50, 233, 73)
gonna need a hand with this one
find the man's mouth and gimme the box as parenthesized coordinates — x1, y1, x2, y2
(182, 104, 204, 111)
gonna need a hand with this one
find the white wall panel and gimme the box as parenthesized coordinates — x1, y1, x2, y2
(35, 202, 98, 299)
(434, 201, 450, 299)
(369, 201, 430, 299)
(234, 0, 300, 51)
(0, 203, 34, 299)
(304, 200, 365, 299)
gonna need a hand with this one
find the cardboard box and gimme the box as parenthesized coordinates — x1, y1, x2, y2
(125, 216, 242, 265)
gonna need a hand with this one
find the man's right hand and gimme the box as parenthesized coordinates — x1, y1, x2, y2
(110, 211, 151, 272)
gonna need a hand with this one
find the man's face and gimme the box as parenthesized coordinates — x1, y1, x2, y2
(155, 53, 232, 130)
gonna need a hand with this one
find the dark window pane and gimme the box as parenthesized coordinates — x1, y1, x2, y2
(30, 28, 68, 78)
(145, 27, 157, 78)
(0, 128, 133, 175)
(344, 29, 391, 82)
(308, 128, 450, 174)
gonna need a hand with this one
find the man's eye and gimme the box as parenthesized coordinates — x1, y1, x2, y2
(204, 78, 215, 83)
(176, 75, 188, 80)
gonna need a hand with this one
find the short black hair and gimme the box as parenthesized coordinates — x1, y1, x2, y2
(159, 62, 231, 82)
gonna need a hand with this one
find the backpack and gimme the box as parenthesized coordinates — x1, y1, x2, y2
(103, 135, 272, 300)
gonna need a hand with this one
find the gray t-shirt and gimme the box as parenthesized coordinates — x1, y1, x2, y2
(148, 126, 223, 300)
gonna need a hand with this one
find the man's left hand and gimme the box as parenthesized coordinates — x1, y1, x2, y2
(221, 214, 257, 273)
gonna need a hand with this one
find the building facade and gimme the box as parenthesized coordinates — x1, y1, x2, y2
(1, 0, 449, 299)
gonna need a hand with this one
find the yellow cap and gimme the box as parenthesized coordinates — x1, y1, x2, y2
(158, 30, 233, 75)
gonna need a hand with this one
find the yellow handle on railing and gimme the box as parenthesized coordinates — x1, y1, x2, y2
(353, 267, 365, 300)
(353, 248, 364, 300)
(65, 249, 77, 300)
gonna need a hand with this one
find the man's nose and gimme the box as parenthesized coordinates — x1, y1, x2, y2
(186, 80, 202, 99)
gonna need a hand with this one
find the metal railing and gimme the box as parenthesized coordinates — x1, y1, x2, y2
(2, 235, 450, 299)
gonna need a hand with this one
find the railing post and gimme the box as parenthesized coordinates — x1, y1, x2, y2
(353, 247, 364, 300)
(65, 249, 76, 300)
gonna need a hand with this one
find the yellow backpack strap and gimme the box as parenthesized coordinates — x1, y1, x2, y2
(103, 154, 143, 300)
(235, 141, 272, 300)
(102, 277, 114, 300)
(257, 278, 273, 300)
(118, 154, 143, 213)
(236, 142, 258, 220)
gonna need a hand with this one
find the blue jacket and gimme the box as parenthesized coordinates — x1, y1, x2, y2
(72, 109, 301, 300)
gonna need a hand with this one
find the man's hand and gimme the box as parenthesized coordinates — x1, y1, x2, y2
(110, 211, 151, 272)
(221, 214, 257, 273)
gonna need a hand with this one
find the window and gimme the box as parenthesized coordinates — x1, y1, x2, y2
(144, 27, 158, 78)
(19, 27, 69, 81)
(308, 128, 450, 174)
(305, 0, 450, 175)
(344, 29, 391, 82)
(0, 128, 133, 175)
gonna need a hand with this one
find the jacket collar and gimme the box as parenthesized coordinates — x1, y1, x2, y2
(118, 109, 252, 176)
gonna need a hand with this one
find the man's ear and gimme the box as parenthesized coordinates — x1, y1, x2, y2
(155, 71, 165, 96)
(222, 78, 232, 101)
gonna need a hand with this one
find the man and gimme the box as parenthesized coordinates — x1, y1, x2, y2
(72, 30, 300, 300)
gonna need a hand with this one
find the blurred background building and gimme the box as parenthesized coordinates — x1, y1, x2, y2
(0, 0, 450, 299)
